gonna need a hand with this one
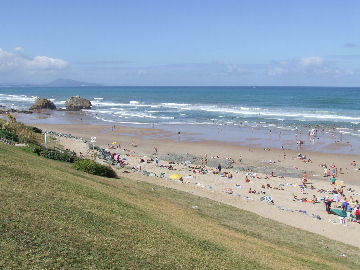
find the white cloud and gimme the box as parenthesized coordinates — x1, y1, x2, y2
(268, 67, 288, 76)
(0, 47, 68, 72)
(26, 55, 68, 69)
(299, 56, 325, 67)
(268, 56, 331, 76)
(226, 64, 249, 74)
(13, 46, 24, 53)
(266, 56, 359, 83)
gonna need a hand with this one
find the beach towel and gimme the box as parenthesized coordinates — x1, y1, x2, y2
(260, 196, 273, 203)
(329, 209, 347, 218)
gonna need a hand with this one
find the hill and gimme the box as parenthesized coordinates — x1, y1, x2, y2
(45, 78, 100, 87)
(0, 142, 359, 269)
(0, 79, 99, 88)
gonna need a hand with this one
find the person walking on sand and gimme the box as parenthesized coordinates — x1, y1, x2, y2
(333, 191, 340, 207)
(218, 163, 222, 172)
(354, 206, 360, 221)
(155, 157, 159, 166)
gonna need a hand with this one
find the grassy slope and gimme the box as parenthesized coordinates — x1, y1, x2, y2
(0, 143, 359, 270)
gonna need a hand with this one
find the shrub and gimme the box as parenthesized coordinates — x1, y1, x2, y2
(0, 129, 19, 142)
(40, 149, 77, 163)
(2, 115, 37, 143)
(74, 159, 117, 178)
(26, 126, 42, 134)
(21, 143, 42, 155)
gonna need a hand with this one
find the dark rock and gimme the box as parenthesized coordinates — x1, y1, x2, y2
(0, 108, 33, 114)
(18, 110, 33, 114)
(30, 98, 56, 110)
(65, 96, 92, 111)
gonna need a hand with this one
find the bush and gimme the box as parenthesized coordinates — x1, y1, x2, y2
(21, 143, 42, 155)
(0, 129, 19, 142)
(2, 115, 37, 144)
(40, 149, 77, 163)
(74, 159, 117, 178)
(26, 126, 42, 134)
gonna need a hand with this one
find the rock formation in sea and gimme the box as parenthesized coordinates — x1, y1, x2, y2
(29, 98, 57, 110)
(65, 96, 92, 111)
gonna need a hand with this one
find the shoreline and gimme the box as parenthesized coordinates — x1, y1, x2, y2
(6, 109, 360, 155)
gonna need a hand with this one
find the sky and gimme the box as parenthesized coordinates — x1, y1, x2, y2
(0, 0, 359, 86)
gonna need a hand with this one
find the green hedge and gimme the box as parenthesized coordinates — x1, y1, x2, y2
(74, 159, 117, 178)
(20, 143, 42, 155)
(0, 129, 19, 142)
(26, 126, 42, 134)
(40, 149, 77, 163)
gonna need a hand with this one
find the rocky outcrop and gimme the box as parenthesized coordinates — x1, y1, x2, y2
(0, 107, 33, 114)
(65, 96, 92, 111)
(29, 98, 56, 110)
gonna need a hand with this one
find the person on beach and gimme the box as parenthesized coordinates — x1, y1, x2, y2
(355, 200, 359, 210)
(323, 167, 328, 177)
(325, 199, 332, 213)
(333, 191, 340, 207)
(331, 176, 336, 185)
(312, 195, 317, 204)
(355, 207, 360, 221)
(218, 164, 222, 172)
(342, 197, 349, 211)
(155, 157, 159, 166)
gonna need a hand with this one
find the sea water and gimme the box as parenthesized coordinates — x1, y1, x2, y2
(1, 86, 360, 153)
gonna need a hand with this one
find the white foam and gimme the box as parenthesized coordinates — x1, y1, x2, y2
(160, 102, 190, 107)
(91, 101, 125, 107)
(94, 116, 115, 123)
(54, 100, 66, 105)
(0, 94, 37, 103)
(113, 111, 157, 119)
(94, 110, 114, 114)
(85, 99, 360, 125)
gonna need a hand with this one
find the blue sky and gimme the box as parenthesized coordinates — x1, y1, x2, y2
(0, 0, 359, 86)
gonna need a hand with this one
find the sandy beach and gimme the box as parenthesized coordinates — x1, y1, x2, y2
(32, 122, 360, 248)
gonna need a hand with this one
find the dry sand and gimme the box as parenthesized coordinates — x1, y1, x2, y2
(36, 123, 360, 248)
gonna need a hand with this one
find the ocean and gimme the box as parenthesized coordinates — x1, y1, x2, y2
(1, 86, 360, 153)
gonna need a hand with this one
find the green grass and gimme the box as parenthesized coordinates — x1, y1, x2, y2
(1, 142, 359, 269)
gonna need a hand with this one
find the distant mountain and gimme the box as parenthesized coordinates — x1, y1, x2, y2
(45, 79, 100, 87)
(0, 79, 100, 87)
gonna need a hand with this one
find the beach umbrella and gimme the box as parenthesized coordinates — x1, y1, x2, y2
(112, 141, 117, 145)
(170, 174, 181, 180)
